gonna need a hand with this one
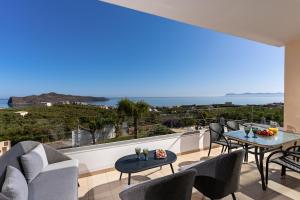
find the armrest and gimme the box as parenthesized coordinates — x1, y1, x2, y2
(286, 145, 300, 152)
(266, 150, 285, 164)
(43, 144, 71, 164)
(119, 182, 147, 200)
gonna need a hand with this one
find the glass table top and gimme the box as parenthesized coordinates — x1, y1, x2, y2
(224, 129, 300, 148)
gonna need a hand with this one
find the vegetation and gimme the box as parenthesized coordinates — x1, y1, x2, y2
(117, 99, 150, 139)
(0, 102, 283, 148)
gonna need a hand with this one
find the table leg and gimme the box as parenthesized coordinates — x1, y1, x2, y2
(244, 144, 249, 163)
(254, 147, 266, 190)
(170, 164, 174, 174)
(128, 173, 131, 185)
(119, 172, 122, 180)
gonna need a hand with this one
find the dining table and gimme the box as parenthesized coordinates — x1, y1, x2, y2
(224, 128, 300, 190)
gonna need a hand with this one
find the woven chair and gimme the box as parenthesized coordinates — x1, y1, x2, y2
(208, 123, 242, 157)
(266, 145, 300, 185)
(187, 150, 245, 200)
(119, 169, 197, 200)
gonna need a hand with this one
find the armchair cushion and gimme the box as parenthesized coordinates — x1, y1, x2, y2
(21, 144, 48, 183)
(28, 160, 78, 200)
(1, 166, 28, 200)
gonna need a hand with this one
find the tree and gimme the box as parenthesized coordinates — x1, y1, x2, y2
(117, 99, 149, 139)
(79, 116, 115, 144)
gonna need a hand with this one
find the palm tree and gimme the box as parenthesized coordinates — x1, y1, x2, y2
(117, 99, 149, 139)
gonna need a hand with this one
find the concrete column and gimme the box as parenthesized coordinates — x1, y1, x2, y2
(284, 39, 300, 132)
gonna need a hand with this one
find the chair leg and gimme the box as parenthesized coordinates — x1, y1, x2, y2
(266, 161, 269, 185)
(221, 146, 224, 153)
(208, 142, 212, 157)
(231, 193, 236, 200)
(281, 166, 286, 176)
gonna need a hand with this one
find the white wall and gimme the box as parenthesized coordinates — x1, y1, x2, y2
(61, 130, 210, 175)
(285, 39, 300, 133)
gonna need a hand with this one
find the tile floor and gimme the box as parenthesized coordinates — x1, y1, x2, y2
(78, 147, 300, 200)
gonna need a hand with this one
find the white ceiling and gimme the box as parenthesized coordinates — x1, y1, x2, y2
(101, 0, 300, 47)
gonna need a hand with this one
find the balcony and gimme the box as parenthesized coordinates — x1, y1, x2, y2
(1, 1, 300, 200)
(77, 145, 300, 200)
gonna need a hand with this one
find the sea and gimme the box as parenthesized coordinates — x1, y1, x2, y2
(0, 95, 284, 108)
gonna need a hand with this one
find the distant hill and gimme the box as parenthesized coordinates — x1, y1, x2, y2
(225, 92, 283, 96)
(8, 92, 109, 107)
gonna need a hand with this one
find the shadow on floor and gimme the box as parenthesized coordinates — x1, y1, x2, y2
(79, 174, 151, 200)
(79, 159, 300, 200)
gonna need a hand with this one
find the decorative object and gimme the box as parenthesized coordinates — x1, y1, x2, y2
(252, 127, 258, 138)
(244, 126, 251, 138)
(257, 128, 278, 136)
(155, 149, 167, 159)
(135, 147, 141, 160)
(143, 148, 149, 160)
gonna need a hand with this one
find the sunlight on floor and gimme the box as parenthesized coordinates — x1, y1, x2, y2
(78, 147, 300, 200)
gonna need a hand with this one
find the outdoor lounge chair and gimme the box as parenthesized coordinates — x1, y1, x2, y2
(119, 169, 196, 200)
(186, 150, 245, 200)
(208, 123, 242, 156)
(0, 141, 78, 200)
(266, 145, 300, 185)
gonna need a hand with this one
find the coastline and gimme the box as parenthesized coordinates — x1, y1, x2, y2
(0, 95, 284, 109)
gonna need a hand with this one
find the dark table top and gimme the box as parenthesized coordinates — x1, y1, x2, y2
(115, 150, 177, 173)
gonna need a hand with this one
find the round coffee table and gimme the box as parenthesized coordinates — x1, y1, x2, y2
(115, 150, 177, 185)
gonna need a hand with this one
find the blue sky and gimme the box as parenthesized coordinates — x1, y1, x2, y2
(0, 0, 284, 98)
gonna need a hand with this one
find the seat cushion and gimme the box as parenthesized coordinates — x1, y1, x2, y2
(28, 160, 78, 200)
(1, 166, 28, 200)
(21, 144, 49, 183)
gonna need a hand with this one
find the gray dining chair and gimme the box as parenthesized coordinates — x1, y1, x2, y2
(186, 150, 245, 200)
(208, 123, 242, 156)
(119, 169, 196, 200)
(226, 121, 240, 131)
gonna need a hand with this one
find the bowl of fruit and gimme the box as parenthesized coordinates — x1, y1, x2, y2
(257, 128, 279, 136)
(155, 149, 167, 159)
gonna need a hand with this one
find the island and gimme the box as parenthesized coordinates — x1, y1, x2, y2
(8, 92, 109, 107)
(225, 92, 283, 96)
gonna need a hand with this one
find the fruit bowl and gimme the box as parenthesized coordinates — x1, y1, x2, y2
(257, 128, 278, 136)
(155, 149, 167, 159)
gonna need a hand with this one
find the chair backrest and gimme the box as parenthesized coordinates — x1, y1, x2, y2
(0, 141, 40, 188)
(209, 123, 224, 142)
(214, 150, 245, 186)
(219, 117, 226, 126)
(192, 150, 245, 199)
(119, 169, 197, 200)
(226, 121, 240, 131)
